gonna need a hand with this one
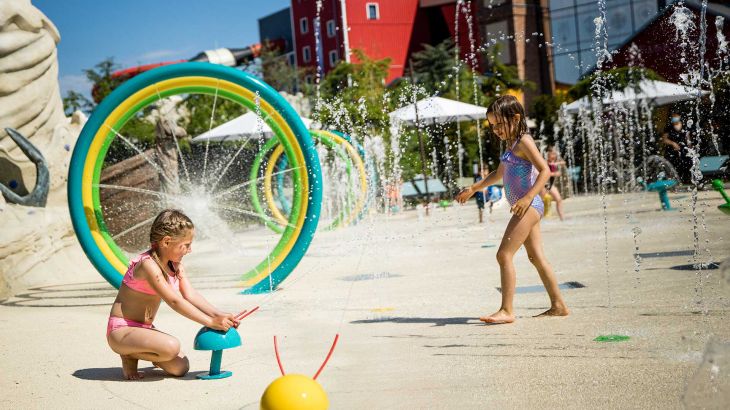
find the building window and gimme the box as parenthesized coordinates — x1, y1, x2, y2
(329, 50, 338, 66)
(366, 3, 379, 20)
(302, 46, 311, 63)
(326, 19, 336, 38)
(300, 17, 308, 34)
(305, 75, 313, 84)
(287, 52, 295, 66)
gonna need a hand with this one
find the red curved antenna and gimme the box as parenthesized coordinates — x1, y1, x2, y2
(313, 334, 339, 380)
(235, 305, 259, 321)
(273, 335, 286, 376)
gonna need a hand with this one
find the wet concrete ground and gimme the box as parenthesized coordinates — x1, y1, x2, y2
(1, 189, 728, 409)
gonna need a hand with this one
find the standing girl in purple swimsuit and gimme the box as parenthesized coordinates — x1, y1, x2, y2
(456, 95, 569, 324)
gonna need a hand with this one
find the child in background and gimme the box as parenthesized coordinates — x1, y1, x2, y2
(456, 95, 569, 324)
(474, 167, 489, 223)
(542, 146, 566, 221)
(106, 209, 239, 379)
(474, 167, 499, 222)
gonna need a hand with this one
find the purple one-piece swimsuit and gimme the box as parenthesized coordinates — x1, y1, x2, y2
(500, 138, 544, 216)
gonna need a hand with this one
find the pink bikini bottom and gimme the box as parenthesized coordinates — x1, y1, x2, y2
(107, 316, 154, 337)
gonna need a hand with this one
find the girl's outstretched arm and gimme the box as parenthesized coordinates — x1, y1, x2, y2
(178, 267, 226, 317)
(140, 260, 233, 331)
(455, 163, 504, 204)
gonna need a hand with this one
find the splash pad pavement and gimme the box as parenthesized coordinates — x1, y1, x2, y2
(1, 189, 728, 408)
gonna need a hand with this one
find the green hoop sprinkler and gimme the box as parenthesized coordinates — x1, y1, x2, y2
(711, 179, 730, 216)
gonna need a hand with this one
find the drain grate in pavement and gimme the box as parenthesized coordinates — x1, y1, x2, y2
(340, 272, 402, 281)
(635, 250, 694, 258)
(497, 281, 585, 294)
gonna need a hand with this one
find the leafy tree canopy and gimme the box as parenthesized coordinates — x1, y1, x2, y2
(568, 67, 663, 100)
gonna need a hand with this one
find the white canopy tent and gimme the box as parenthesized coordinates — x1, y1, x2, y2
(388, 96, 487, 125)
(389, 96, 493, 183)
(192, 112, 314, 142)
(563, 79, 709, 114)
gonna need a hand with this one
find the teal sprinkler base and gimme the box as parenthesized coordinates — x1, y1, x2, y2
(199, 372, 232, 380)
(711, 179, 730, 216)
(197, 350, 232, 380)
(194, 327, 241, 380)
(646, 179, 678, 210)
(594, 335, 631, 343)
(197, 350, 233, 380)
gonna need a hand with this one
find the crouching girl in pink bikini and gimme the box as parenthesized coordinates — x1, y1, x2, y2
(107, 209, 239, 380)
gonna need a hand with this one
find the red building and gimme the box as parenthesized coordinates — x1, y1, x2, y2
(290, 0, 480, 84)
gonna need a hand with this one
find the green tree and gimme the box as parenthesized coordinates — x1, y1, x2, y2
(440, 45, 531, 179)
(61, 57, 155, 165)
(568, 67, 662, 100)
(706, 71, 730, 154)
(411, 39, 456, 95)
(529, 92, 570, 145)
(61, 57, 121, 115)
(260, 41, 315, 95)
(480, 44, 533, 102)
(62, 90, 93, 116)
(318, 49, 392, 133)
(85, 57, 125, 104)
(183, 94, 247, 138)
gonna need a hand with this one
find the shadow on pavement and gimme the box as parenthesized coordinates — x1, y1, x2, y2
(72, 367, 164, 382)
(350, 317, 480, 326)
(72, 367, 209, 382)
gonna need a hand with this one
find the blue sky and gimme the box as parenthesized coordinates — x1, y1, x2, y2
(34, 0, 290, 99)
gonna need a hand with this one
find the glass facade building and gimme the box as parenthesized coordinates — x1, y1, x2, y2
(549, 0, 672, 84)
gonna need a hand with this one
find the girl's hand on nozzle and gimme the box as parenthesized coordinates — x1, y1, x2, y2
(223, 312, 241, 329)
(219, 312, 241, 329)
(209, 314, 235, 331)
(455, 187, 474, 204)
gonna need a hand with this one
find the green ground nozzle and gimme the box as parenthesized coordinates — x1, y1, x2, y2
(711, 179, 730, 215)
(594, 335, 630, 343)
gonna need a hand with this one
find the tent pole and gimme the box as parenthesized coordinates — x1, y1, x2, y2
(410, 60, 431, 215)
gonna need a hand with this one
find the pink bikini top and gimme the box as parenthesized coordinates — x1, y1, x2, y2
(122, 250, 180, 296)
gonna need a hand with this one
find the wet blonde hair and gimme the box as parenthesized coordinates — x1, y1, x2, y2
(487, 95, 527, 143)
(149, 209, 194, 277)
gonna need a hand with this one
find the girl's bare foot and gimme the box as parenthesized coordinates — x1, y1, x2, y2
(120, 355, 144, 380)
(479, 309, 515, 324)
(535, 304, 570, 317)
